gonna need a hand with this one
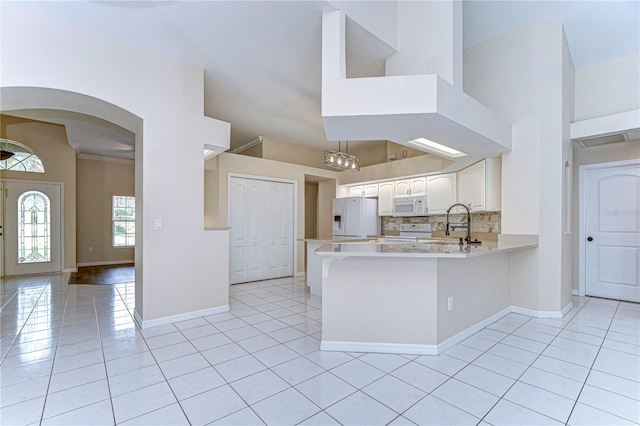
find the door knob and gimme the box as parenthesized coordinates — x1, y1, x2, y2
(587, 236, 593, 242)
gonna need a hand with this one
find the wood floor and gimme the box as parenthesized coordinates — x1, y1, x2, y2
(68, 264, 134, 285)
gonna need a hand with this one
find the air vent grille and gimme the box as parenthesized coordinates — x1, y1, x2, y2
(577, 133, 628, 148)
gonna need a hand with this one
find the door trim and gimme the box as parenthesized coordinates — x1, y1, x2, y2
(578, 158, 640, 297)
(227, 173, 298, 282)
(1, 178, 65, 276)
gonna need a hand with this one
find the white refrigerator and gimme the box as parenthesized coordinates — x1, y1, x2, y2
(332, 197, 380, 238)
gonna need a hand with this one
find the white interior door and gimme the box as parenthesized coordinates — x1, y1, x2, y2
(4, 181, 62, 276)
(276, 182, 294, 277)
(229, 176, 294, 284)
(264, 181, 279, 279)
(584, 161, 640, 302)
(229, 177, 248, 284)
(247, 179, 265, 282)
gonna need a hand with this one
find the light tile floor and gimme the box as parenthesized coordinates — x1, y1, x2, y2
(1, 273, 639, 425)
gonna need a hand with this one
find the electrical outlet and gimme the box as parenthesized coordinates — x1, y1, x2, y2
(154, 219, 162, 230)
(88, 246, 93, 252)
(447, 296, 454, 311)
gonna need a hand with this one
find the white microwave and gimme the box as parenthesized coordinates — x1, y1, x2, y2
(392, 195, 428, 217)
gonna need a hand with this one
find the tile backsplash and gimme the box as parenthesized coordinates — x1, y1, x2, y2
(383, 212, 501, 234)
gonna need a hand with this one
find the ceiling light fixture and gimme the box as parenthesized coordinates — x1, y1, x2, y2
(324, 141, 360, 172)
(407, 138, 467, 158)
(0, 149, 14, 161)
(0, 138, 16, 160)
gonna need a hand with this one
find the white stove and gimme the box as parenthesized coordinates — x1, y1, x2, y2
(385, 223, 432, 242)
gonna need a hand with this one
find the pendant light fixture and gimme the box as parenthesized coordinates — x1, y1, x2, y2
(0, 149, 14, 160)
(324, 141, 360, 172)
(0, 138, 16, 160)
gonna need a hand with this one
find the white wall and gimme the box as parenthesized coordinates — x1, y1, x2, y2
(561, 31, 575, 308)
(321, 10, 512, 162)
(464, 20, 574, 312)
(385, 1, 460, 85)
(327, 1, 398, 49)
(575, 53, 640, 121)
(1, 5, 230, 324)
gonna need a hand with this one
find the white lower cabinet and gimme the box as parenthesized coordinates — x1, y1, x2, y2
(229, 176, 294, 284)
(426, 173, 457, 214)
(457, 158, 502, 212)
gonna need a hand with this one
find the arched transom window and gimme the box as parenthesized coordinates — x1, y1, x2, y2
(0, 138, 45, 173)
(18, 191, 51, 264)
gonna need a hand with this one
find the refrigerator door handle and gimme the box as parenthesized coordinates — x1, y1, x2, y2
(344, 203, 348, 235)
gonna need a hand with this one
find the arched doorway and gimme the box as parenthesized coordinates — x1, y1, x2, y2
(1, 86, 142, 291)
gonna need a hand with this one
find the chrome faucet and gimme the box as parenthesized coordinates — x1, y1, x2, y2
(445, 203, 472, 245)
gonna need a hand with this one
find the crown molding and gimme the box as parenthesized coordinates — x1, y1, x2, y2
(229, 136, 263, 154)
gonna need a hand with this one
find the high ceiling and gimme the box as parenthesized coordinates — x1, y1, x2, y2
(4, 1, 639, 160)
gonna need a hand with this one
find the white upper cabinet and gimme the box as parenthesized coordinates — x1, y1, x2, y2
(350, 184, 378, 197)
(378, 181, 394, 216)
(340, 157, 501, 217)
(349, 186, 363, 197)
(363, 184, 379, 197)
(457, 158, 502, 212)
(394, 180, 410, 196)
(426, 173, 457, 214)
(394, 177, 426, 196)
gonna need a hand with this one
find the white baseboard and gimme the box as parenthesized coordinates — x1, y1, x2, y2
(436, 306, 513, 354)
(561, 301, 575, 317)
(321, 307, 512, 356)
(77, 260, 134, 267)
(63, 267, 78, 273)
(510, 302, 573, 319)
(321, 340, 437, 355)
(320, 303, 577, 356)
(134, 305, 230, 329)
(571, 289, 579, 296)
(133, 310, 143, 329)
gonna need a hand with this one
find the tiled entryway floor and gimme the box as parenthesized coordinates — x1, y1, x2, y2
(1, 274, 638, 425)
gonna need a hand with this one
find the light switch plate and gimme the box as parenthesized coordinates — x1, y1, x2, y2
(154, 219, 162, 230)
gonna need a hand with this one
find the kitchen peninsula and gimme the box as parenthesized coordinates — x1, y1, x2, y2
(316, 235, 538, 355)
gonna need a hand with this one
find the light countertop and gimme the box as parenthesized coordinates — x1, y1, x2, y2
(299, 237, 379, 243)
(314, 234, 538, 259)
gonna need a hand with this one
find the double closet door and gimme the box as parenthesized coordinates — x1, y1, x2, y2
(229, 176, 294, 284)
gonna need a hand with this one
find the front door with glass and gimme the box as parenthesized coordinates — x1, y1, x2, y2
(3, 181, 62, 276)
